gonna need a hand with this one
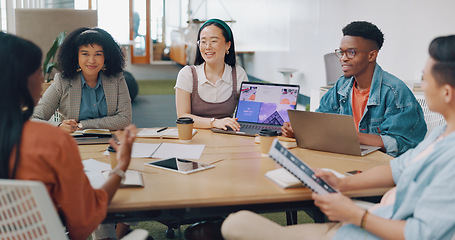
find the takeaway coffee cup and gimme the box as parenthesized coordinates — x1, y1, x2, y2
(259, 129, 278, 156)
(107, 145, 117, 169)
(176, 117, 194, 143)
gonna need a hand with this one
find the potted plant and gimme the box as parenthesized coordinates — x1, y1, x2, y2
(42, 32, 66, 93)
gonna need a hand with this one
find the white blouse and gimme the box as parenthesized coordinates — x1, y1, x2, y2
(174, 63, 248, 103)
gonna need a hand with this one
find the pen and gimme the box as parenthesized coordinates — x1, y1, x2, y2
(112, 133, 120, 145)
(157, 127, 168, 132)
(210, 159, 224, 164)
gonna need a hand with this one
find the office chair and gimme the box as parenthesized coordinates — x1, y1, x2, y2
(323, 52, 344, 86)
(414, 93, 446, 136)
(0, 179, 148, 240)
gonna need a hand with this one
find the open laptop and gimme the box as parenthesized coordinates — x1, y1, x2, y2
(288, 110, 380, 156)
(212, 81, 300, 136)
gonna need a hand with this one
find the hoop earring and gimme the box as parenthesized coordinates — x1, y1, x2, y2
(226, 50, 229, 55)
(101, 65, 107, 71)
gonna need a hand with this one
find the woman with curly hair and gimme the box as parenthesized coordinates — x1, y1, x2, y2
(32, 27, 132, 132)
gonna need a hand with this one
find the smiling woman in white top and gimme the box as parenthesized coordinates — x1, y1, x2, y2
(175, 19, 248, 131)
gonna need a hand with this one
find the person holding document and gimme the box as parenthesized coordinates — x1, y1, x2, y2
(32, 27, 132, 133)
(281, 21, 426, 157)
(189, 35, 455, 240)
(0, 32, 137, 240)
(175, 19, 249, 131)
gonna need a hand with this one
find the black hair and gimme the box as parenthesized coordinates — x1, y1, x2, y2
(58, 27, 125, 79)
(194, 21, 236, 67)
(429, 35, 455, 87)
(0, 32, 42, 179)
(342, 21, 384, 50)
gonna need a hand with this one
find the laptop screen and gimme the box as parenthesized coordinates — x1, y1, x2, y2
(235, 82, 300, 125)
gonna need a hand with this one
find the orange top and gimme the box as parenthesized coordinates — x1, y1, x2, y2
(10, 121, 108, 240)
(351, 84, 370, 131)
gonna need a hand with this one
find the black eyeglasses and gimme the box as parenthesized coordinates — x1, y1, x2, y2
(334, 48, 375, 59)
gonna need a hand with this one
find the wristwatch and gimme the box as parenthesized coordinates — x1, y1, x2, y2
(77, 122, 83, 130)
(209, 118, 216, 127)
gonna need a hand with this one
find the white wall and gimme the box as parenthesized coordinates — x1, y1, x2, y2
(190, 0, 455, 96)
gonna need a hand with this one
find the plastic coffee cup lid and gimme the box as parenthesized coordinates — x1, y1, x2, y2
(176, 117, 194, 124)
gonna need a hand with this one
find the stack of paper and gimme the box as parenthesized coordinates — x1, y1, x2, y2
(265, 168, 345, 189)
(265, 168, 304, 188)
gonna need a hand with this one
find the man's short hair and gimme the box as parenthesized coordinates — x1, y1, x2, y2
(429, 35, 455, 87)
(342, 21, 384, 50)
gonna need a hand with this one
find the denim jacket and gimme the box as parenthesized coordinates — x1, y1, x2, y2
(316, 64, 426, 157)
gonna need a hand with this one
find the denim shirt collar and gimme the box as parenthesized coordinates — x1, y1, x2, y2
(337, 64, 383, 106)
(81, 73, 103, 89)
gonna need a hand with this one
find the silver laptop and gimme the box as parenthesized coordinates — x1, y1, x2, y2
(212, 81, 300, 136)
(288, 110, 380, 156)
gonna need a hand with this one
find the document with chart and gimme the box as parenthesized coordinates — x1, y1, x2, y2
(268, 139, 338, 194)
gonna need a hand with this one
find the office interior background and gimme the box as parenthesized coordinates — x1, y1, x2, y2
(1, 0, 455, 98)
(1, 1, 454, 238)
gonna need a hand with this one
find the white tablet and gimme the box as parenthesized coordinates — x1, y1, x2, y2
(145, 158, 215, 174)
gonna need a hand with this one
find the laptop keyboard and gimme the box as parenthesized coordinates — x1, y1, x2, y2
(240, 123, 281, 131)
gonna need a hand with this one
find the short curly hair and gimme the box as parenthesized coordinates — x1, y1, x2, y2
(342, 21, 384, 50)
(58, 27, 125, 79)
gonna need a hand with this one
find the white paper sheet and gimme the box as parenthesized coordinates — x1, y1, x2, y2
(104, 142, 205, 159)
(103, 142, 205, 159)
(152, 143, 205, 159)
(83, 159, 144, 188)
(82, 159, 111, 188)
(103, 143, 161, 158)
(130, 143, 161, 158)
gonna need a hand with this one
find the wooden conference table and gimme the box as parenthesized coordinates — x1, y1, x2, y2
(78, 129, 393, 223)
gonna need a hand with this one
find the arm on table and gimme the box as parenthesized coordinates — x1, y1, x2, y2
(358, 132, 385, 151)
(313, 164, 405, 240)
(175, 88, 240, 131)
(32, 76, 62, 126)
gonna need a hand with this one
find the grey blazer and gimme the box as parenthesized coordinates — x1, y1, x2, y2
(32, 72, 132, 130)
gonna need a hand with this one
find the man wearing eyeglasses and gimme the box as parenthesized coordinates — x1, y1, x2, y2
(282, 21, 426, 157)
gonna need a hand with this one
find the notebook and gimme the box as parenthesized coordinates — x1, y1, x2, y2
(102, 170, 144, 188)
(212, 81, 300, 136)
(72, 129, 112, 145)
(288, 110, 380, 156)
